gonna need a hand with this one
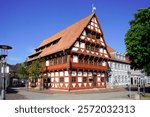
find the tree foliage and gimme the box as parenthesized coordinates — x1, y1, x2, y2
(18, 61, 29, 79)
(28, 59, 42, 79)
(125, 7, 150, 75)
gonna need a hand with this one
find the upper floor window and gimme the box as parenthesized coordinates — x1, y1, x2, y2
(87, 32, 91, 37)
(89, 59, 93, 65)
(49, 59, 53, 66)
(92, 34, 96, 39)
(54, 58, 57, 65)
(94, 59, 98, 65)
(91, 45, 94, 51)
(79, 57, 83, 64)
(84, 58, 88, 64)
(57, 57, 62, 64)
(95, 47, 99, 52)
(63, 55, 67, 63)
(86, 44, 90, 50)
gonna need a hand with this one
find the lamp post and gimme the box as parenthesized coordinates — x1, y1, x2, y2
(127, 71, 131, 98)
(107, 67, 112, 88)
(141, 70, 145, 96)
(0, 45, 12, 100)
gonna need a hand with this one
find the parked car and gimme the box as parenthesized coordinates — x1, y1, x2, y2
(18, 78, 26, 87)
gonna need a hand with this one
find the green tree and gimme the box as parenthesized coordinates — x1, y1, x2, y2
(18, 61, 29, 79)
(28, 59, 41, 79)
(125, 7, 150, 75)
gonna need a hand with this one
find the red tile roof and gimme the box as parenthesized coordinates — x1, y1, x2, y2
(28, 13, 95, 61)
(28, 13, 129, 64)
(107, 46, 130, 64)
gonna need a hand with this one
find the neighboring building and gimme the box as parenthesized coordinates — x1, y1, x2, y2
(107, 46, 150, 88)
(107, 46, 130, 87)
(130, 69, 150, 86)
(28, 13, 111, 90)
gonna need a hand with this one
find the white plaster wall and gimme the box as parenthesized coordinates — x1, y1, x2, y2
(65, 71, 69, 76)
(74, 41, 79, 47)
(80, 42, 85, 49)
(46, 60, 49, 66)
(78, 77, 82, 82)
(73, 55, 78, 63)
(64, 77, 69, 82)
(60, 71, 64, 76)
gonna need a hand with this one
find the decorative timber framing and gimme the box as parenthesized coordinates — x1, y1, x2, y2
(28, 13, 110, 91)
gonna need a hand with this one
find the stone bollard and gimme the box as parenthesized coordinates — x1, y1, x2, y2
(134, 94, 140, 100)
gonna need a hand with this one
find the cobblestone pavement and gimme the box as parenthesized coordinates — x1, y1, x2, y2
(1, 86, 149, 100)
(1, 87, 136, 100)
(5, 87, 27, 100)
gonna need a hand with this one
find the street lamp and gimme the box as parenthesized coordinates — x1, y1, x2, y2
(0, 45, 12, 100)
(107, 67, 112, 88)
(127, 70, 131, 98)
(140, 70, 145, 96)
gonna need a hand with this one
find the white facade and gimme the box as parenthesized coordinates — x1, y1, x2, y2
(108, 51, 150, 88)
(131, 69, 150, 86)
(108, 61, 130, 87)
(108, 52, 130, 87)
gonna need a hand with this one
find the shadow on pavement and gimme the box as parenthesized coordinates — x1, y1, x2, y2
(6, 87, 19, 94)
(125, 85, 150, 93)
(5, 86, 27, 100)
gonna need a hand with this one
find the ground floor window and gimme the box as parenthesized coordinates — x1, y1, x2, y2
(60, 77, 64, 82)
(72, 77, 76, 83)
(83, 77, 87, 83)
(101, 77, 104, 82)
(89, 77, 93, 82)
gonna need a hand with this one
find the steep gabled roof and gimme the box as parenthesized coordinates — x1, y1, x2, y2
(28, 13, 95, 61)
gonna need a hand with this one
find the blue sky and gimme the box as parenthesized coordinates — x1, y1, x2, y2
(0, 0, 150, 65)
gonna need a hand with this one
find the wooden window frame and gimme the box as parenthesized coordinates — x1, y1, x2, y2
(54, 58, 57, 65)
(83, 77, 87, 83)
(63, 55, 67, 63)
(72, 77, 76, 83)
(79, 57, 84, 64)
(91, 45, 94, 51)
(58, 57, 62, 64)
(60, 77, 64, 83)
(101, 77, 105, 82)
(89, 77, 93, 82)
(89, 59, 93, 65)
(95, 47, 99, 52)
(86, 44, 90, 50)
(84, 58, 88, 64)
(49, 59, 53, 66)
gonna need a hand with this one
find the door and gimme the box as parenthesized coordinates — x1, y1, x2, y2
(131, 77, 133, 85)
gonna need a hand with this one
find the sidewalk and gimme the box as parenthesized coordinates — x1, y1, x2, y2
(23, 87, 128, 94)
(5, 87, 27, 100)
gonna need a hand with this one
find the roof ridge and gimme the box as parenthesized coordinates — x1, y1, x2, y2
(28, 13, 96, 61)
(37, 13, 95, 49)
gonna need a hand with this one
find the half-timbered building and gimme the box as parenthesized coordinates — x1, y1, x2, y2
(28, 13, 110, 90)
